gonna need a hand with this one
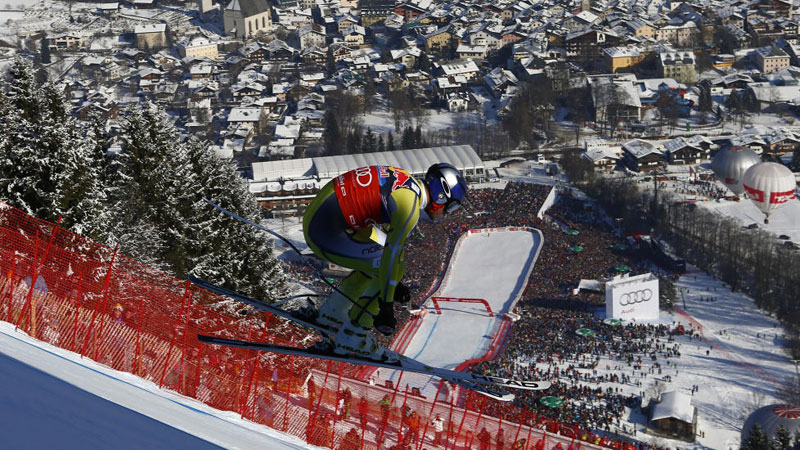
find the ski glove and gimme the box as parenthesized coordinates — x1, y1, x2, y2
(394, 282, 411, 304)
(374, 301, 396, 336)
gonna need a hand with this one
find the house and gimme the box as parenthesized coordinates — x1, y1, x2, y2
(753, 45, 791, 75)
(658, 51, 696, 84)
(648, 391, 696, 441)
(424, 27, 455, 54)
(622, 139, 665, 172)
(589, 75, 642, 124)
(582, 146, 621, 171)
(299, 24, 327, 50)
(178, 37, 218, 59)
(134, 23, 168, 51)
(337, 16, 360, 35)
(360, 0, 396, 26)
(47, 33, 88, 52)
(228, 107, 265, 134)
(343, 25, 366, 48)
(437, 59, 480, 81)
(223, 0, 271, 39)
(484, 67, 518, 98)
(604, 46, 646, 73)
(663, 136, 708, 164)
(763, 129, 800, 155)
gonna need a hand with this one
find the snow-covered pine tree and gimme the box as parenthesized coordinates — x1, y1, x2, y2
(105, 103, 200, 274)
(184, 136, 286, 301)
(0, 58, 104, 230)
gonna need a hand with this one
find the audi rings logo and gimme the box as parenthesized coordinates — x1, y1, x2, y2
(619, 289, 653, 306)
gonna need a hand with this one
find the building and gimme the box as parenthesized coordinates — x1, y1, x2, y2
(622, 139, 664, 172)
(604, 46, 646, 73)
(47, 33, 88, 52)
(658, 51, 696, 84)
(177, 37, 219, 59)
(250, 146, 485, 215)
(754, 45, 791, 74)
(360, 0, 396, 27)
(134, 23, 168, 51)
(648, 391, 696, 441)
(223, 0, 271, 39)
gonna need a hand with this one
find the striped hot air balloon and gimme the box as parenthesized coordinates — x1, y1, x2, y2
(742, 162, 797, 224)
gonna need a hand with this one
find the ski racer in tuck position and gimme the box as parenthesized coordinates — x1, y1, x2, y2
(302, 163, 467, 361)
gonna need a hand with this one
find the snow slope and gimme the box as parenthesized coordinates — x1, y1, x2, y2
(0, 322, 314, 450)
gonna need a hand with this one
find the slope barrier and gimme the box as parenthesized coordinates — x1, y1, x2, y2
(0, 201, 637, 450)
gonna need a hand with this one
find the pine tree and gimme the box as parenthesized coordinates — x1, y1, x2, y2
(414, 125, 423, 148)
(387, 132, 395, 151)
(743, 423, 771, 450)
(0, 58, 103, 229)
(40, 38, 51, 65)
(774, 426, 793, 450)
(324, 110, 342, 155)
(184, 137, 285, 299)
(376, 134, 385, 153)
(362, 127, 376, 153)
(347, 129, 362, 154)
(401, 126, 414, 149)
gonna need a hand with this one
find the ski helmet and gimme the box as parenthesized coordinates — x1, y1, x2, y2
(424, 163, 468, 215)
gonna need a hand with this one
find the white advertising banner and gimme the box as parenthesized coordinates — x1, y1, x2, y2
(605, 273, 660, 321)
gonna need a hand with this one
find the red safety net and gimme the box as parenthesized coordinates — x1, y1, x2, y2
(0, 201, 639, 450)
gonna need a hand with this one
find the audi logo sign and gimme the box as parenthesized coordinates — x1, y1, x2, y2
(605, 273, 660, 321)
(619, 289, 653, 306)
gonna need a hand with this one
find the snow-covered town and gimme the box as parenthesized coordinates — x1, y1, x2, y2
(0, 0, 800, 448)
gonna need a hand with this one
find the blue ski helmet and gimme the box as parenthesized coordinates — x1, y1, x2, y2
(424, 163, 468, 215)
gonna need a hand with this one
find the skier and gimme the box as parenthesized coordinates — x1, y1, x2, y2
(302, 163, 467, 361)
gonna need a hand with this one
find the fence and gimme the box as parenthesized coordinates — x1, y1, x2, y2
(0, 201, 638, 450)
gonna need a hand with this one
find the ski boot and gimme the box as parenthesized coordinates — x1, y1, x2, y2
(332, 320, 398, 363)
(314, 290, 353, 332)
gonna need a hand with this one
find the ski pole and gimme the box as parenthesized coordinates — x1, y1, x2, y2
(204, 199, 377, 319)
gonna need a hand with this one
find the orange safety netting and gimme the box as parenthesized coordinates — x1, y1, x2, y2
(0, 201, 637, 450)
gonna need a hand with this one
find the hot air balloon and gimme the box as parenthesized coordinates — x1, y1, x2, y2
(742, 162, 797, 224)
(711, 146, 761, 197)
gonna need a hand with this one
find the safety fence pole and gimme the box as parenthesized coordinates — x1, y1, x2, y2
(159, 279, 191, 388)
(80, 245, 118, 359)
(416, 379, 445, 450)
(4, 253, 16, 322)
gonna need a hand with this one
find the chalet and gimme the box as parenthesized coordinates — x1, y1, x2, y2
(437, 59, 480, 81)
(232, 82, 266, 99)
(484, 67, 518, 98)
(622, 139, 665, 172)
(589, 75, 642, 124)
(299, 24, 327, 50)
(424, 27, 456, 54)
(240, 41, 269, 61)
(337, 16, 360, 35)
(178, 37, 218, 59)
(582, 146, 621, 171)
(648, 391, 696, 441)
(47, 33, 88, 52)
(662, 136, 708, 165)
(763, 129, 800, 155)
(227, 107, 265, 132)
(565, 28, 620, 63)
(343, 25, 366, 48)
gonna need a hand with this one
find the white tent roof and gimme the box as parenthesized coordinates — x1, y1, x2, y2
(252, 158, 315, 181)
(311, 145, 483, 179)
(651, 391, 694, 423)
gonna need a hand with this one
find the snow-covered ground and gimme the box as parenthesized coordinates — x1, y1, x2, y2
(262, 200, 798, 449)
(0, 321, 315, 450)
(380, 229, 543, 398)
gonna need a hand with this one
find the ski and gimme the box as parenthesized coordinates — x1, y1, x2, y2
(197, 334, 518, 402)
(190, 277, 551, 399)
(189, 275, 337, 337)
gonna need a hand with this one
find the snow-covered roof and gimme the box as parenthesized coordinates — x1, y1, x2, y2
(651, 391, 694, 424)
(312, 145, 483, 179)
(252, 158, 315, 181)
(134, 23, 167, 34)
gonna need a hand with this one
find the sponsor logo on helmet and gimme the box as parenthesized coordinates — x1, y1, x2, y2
(619, 289, 653, 306)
